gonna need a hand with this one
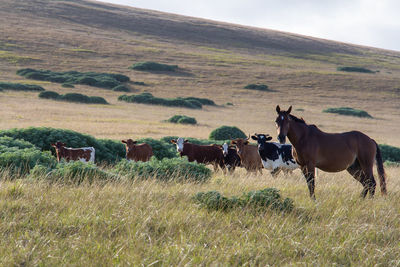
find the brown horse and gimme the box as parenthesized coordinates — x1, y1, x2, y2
(275, 105, 386, 199)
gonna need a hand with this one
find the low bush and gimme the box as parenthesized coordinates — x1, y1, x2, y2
(0, 148, 56, 176)
(129, 61, 178, 72)
(0, 127, 125, 164)
(193, 188, 294, 212)
(30, 161, 115, 184)
(209, 126, 247, 140)
(337, 66, 375, 73)
(112, 85, 130, 92)
(39, 91, 108, 104)
(379, 144, 400, 163)
(323, 107, 372, 118)
(160, 136, 225, 146)
(61, 83, 75, 88)
(16, 68, 130, 89)
(244, 83, 271, 91)
(166, 115, 197, 125)
(113, 157, 211, 182)
(0, 81, 44, 91)
(136, 137, 177, 159)
(118, 93, 203, 109)
(0, 136, 36, 151)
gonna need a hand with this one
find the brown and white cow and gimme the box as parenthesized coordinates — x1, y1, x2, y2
(171, 137, 225, 171)
(231, 137, 263, 174)
(121, 139, 153, 162)
(51, 141, 95, 163)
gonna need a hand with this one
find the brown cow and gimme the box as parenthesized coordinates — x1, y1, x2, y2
(121, 139, 153, 162)
(51, 141, 95, 163)
(171, 137, 225, 171)
(231, 137, 263, 174)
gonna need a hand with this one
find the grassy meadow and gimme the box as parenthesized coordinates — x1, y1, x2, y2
(1, 0, 400, 265)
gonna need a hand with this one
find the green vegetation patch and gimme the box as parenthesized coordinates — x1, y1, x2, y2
(0, 127, 126, 164)
(323, 107, 372, 118)
(30, 161, 114, 185)
(112, 85, 130, 92)
(209, 125, 247, 140)
(113, 157, 211, 182)
(39, 91, 108, 104)
(166, 115, 197, 125)
(118, 92, 209, 109)
(129, 61, 178, 72)
(193, 188, 294, 212)
(244, 83, 272, 91)
(337, 66, 375, 73)
(61, 83, 75, 88)
(0, 137, 57, 176)
(379, 144, 400, 163)
(16, 68, 129, 89)
(0, 82, 44, 91)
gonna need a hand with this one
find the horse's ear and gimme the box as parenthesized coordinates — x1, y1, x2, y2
(170, 139, 176, 144)
(251, 135, 258, 141)
(287, 106, 292, 114)
(276, 105, 281, 113)
(266, 136, 273, 141)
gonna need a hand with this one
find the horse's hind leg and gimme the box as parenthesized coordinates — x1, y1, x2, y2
(347, 159, 376, 198)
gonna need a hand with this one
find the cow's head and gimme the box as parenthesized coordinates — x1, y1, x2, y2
(231, 137, 249, 155)
(51, 141, 67, 149)
(122, 139, 138, 153)
(170, 137, 188, 152)
(251, 133, 273, 150)
(275, 105, 292, 144)
(222, 143, 229, 157)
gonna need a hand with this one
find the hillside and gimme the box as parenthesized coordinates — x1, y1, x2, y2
(1, 0, 400, 146)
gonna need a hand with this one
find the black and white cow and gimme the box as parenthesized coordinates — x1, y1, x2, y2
(251, 133, 298, 176)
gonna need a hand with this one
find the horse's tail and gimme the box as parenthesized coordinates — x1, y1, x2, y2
(375, 142, 387, 195)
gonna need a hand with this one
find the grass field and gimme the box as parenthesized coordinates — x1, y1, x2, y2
(1, 0, 400, 265)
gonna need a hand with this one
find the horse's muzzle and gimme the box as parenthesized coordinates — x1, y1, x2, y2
(278, 135, 286, 144)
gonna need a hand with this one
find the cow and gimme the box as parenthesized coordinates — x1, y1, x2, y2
(121, 139, 153, 162)
(231, 137, 263, 174)
(215, 143, 241, 173)
(171, 137, 225, 171)
(51, 141, 95, 163)
(251, 133, 299, 177)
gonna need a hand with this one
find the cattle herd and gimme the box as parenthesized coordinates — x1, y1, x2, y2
(52, 134, 298, 176)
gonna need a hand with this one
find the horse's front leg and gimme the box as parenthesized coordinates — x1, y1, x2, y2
(302, 165, 316, 200)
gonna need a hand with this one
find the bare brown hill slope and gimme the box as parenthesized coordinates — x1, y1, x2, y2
(1, 0, 400, 146)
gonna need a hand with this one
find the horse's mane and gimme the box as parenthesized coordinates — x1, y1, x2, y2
(289, 114, 306, 124)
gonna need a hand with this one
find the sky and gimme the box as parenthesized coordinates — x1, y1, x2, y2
(98, 0, 400, 52)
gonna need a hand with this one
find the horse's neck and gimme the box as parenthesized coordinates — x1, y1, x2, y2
(287, 121, 309, 147)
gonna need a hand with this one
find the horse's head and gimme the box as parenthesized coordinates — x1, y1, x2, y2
(275, 105, 292, 144)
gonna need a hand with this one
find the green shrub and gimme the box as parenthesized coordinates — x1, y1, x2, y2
(30, 161, 115, 184)
(323, 107, 372, 118)
(132, 81, 146, 86)
(16, 68, 130, 89)
(118, 93, 203, 109)
(61, 83, 75, 88)
(38, 91, 60, 99)
(337, 66, 375, 73)
(0, 148, 56, 176)
(0, 127, 125, 164)
(113, 157, 211, 182)
(129, 61, 178, 72)
(0, 136, 36, 151)
(38, 91, 108, 104)
(193, 188, 294, 212)
(112, 85, 130, 92)
(160, 136, 225, 146)
(379, 144, 400, 163)
(183, 97, 216, 106)
(244, 83, 271, 91)
(209, 126, 247, 140)
(0, 82, 44, 91)
(166, 115, 197, 125)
